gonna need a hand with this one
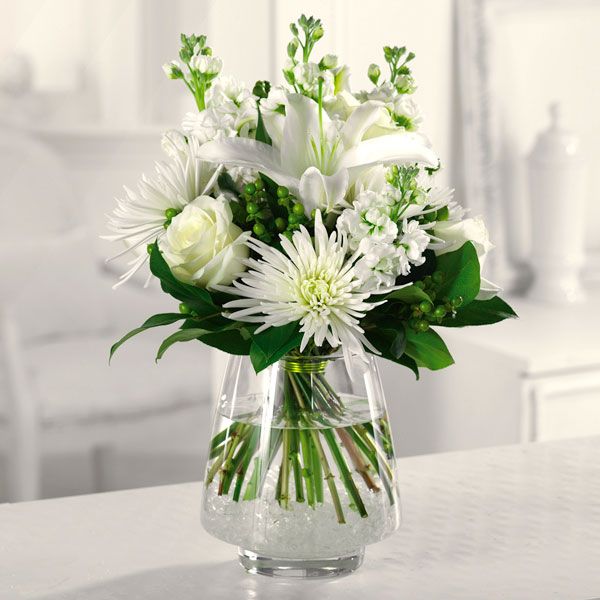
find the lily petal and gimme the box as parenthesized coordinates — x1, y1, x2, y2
(341, 100, 387, 148)
(195, 137, 299, 191)
(340, 131, 438, 171)
(299, 167, 349, 214)
(281, 94, 330, 177)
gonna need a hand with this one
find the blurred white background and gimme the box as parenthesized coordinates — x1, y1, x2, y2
(1, 0, 599, 502)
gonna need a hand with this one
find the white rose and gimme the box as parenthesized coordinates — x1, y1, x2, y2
(159, 195, 248, 289)
(434, 216, 500, 300)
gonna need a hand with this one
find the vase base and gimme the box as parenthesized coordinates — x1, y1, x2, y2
(238, 547, 365, 578)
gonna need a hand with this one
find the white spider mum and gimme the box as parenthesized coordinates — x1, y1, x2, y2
(219, 211, 379, 364)
(104, 135, 220, 287)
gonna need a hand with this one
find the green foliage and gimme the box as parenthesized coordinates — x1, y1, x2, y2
(250, 323, 303, 373)
(385, 284, 432, 305)
(156, 327, 210, 361)
(442, 296, 517, 327)
(435, 242, 481, 307)
(405, 328, 454, 370)
(109, 313, 189, 361)
(255, 104, 272, 146)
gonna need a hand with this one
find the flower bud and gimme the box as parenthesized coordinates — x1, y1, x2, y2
(319, 54, 338, 70)
(368, 63, 381, 85)
(287, 39, 299, 59)
(162, 61, 183, 80)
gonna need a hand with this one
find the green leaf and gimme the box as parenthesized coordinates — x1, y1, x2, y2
(156, 327, 210, 361)
(110, 313, 189, 362)
(249, 323, 302, 373)
(435, 241, 481, 306)
(200, 328, 253, 355)
(395, 354, 420, 379)
(441, 296, 517, 327)
(366, 325, 419, 379)
(366, 325, 406, 360)
(255, 104, 272, 145)
(149, 242, 216, 307)
(385, 285, 431, 305)
(405, 328, 454, 370)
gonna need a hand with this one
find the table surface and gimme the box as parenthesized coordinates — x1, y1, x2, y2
(2, 437, 600, 600)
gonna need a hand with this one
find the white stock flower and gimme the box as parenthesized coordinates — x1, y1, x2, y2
(219, 211, 379, 365)
(434, 216, 500, 299)
(354, 241, 403, 292)
(104, 137, 220, 286)
(197, 93, 437, 216)
(190, 54, 222, 75)
(336, 190, 398, 252)
(399, 218, 429, 265)
(293, 62, 335, 98)
(207, 76, 257, 137)
(393, 96, 422, 130)
(182, 108, 237, 144)
(159, 195, 248, 289)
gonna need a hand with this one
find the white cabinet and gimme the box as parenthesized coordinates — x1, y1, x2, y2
(379, 295, 600, 456)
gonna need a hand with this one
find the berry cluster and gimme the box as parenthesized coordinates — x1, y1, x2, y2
(408, 271, 463, 332)
(232, 178, 312, 244)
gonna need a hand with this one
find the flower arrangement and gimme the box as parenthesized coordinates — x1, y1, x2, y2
(107, 15, 516, 543)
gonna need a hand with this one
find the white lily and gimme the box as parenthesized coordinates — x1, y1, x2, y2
(196, 93, 438, 215)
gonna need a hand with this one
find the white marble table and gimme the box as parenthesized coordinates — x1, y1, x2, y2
(2, 437, 600, 600)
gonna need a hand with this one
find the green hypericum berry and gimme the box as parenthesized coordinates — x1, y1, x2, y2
(432, 270, 445, 284)
(277, 186, 289, 198)
(254, 179, 264, 191)
(163, 220, 171, 229)
(146, 244, 154, 254)
(423, 275, 432, 288)
(452, 296, 464, 308)
(179, 302, 191, 314)
(252, 223, 266, 236)
(419, 301, 432, 314)
(164, 207, 179, 220)
(246, 202, 259, 215)
(414, 280, 425, 290)
(433, 306, 446, 318)
(275, 217, 286, 231)
(292, 203, 305, 216)
(416, 319, 430, 332)
(244, 183, 256, 195)
(288, 213, 300, 225)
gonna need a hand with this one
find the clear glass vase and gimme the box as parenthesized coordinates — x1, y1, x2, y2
(200, 352, 401, 578)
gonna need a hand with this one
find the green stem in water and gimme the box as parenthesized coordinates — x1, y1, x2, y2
(322, 429, 368, 518)
(299, 428, 316, 507)
(309, 428, 345, 524)
(290, 428, 305, 503)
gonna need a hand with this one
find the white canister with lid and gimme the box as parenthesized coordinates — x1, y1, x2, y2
(527, 103, 588, 304)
